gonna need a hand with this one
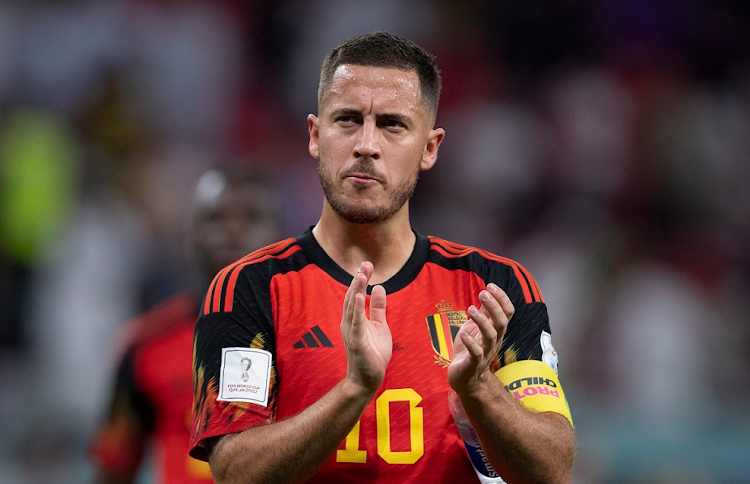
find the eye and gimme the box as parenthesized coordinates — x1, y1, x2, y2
(336, 115, 360, 125)
(380, 117, 406, 130)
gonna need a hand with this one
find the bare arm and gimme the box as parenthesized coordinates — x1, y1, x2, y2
(208, 262, 392, 484)
(448, 284, 576, 484)
(208, 377, 373, 484)
(459, 372, 575, 483)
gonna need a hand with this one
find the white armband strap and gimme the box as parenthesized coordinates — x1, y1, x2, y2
(494, 360, 573, 426)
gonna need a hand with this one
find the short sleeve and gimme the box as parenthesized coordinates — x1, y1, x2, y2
(479, 254, 553, 368)
(189, 266, 277, 461)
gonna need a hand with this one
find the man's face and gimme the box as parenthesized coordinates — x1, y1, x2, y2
(308, 65, 444, 224)
(192, 180, 280, 278)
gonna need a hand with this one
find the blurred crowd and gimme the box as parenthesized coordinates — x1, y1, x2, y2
(0, 1, 749, 483)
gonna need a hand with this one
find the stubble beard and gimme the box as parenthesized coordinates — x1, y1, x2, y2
(318, 160, 419, 224)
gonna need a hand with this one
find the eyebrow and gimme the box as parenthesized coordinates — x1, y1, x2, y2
(330, 109, 413, 125)
(330, 108, 362, 118)
(378, 112, 411, 125)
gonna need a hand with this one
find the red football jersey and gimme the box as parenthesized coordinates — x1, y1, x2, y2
(91, 294, 213, 484)
(191, 229, 553, 482)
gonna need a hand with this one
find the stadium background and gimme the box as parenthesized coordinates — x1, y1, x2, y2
(0, 1, 749, 483)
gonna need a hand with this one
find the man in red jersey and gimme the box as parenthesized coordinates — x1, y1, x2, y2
(191, 32, 576, 483)
(89, 165, 281, 484)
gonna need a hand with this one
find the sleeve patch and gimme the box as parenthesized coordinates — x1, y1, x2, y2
(540, 331, 559, 375)
(218, 348, 272, 406)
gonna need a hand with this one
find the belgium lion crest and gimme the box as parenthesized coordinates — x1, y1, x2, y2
(425, 299, 467, 367)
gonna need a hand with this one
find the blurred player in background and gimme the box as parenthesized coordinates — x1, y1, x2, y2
(89, 165, 281, 484)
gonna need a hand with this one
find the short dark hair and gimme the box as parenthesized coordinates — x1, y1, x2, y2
(317, 31, 442, 120)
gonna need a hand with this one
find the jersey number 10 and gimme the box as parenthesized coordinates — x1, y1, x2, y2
(336, 388, 424, 465)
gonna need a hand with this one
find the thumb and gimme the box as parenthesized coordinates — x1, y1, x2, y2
(368, 285, 387, 323)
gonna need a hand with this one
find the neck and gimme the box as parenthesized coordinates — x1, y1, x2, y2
(313, 205, 416, 285)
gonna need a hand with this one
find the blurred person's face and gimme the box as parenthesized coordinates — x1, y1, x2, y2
(191, 179, 280, 278)
(308, 65, 444, 224)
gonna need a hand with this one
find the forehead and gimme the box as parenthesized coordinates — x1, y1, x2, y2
(323, 64, 423, 115)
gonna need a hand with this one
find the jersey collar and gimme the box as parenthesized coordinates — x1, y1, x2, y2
(296, 226, 430, 294)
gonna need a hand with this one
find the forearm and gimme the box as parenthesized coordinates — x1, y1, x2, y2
(209, 378, 374, 484)
(460, 376, 575, 484)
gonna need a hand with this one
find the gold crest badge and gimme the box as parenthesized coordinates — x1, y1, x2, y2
(425, 299, 467, 367)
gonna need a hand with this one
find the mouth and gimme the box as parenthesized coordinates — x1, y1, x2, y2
(345, 172, 381, 184)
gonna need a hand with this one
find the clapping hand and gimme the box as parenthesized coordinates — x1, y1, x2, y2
(448, 283, 514, 395)
(340, 261, 393, 394)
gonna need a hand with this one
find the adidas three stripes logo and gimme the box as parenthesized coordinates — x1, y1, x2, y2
(293, 325, 333, 348)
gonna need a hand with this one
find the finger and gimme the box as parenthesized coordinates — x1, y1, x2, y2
(478, 288, 511, 339)
(342, 272, 360, 326)
(352, 262, 373, 307)
(352, 292, 366, 329)
(348, 262, 375, 334)
(348, 273, 368, 327)
(487, 284, 515, 347)
(459, 329, 483, 360)
(478, 290, 505, 330)
(369, 284, 387, 323)
(359, 261, 374, 281)
(487, 283, 514, 322)
(468, 303, 497, 350)
(346, 262, 372, 313)
(343, 272, 356, 312)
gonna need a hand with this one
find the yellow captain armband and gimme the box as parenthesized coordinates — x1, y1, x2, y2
(494, 360, 573, 426)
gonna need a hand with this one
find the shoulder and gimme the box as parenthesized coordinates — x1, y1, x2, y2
(426, 235, 523, 269)
(201, 237, 305, 316)
(426, 236, 544, 305)
(222, 237, 304, 276)
(210, 237, 305, 286)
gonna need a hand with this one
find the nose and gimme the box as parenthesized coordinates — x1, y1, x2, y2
(353, 118, 380, 160)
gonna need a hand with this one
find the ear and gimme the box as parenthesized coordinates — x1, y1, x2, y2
(420, 127, 445, 171)
(308, 114, 320, 159)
